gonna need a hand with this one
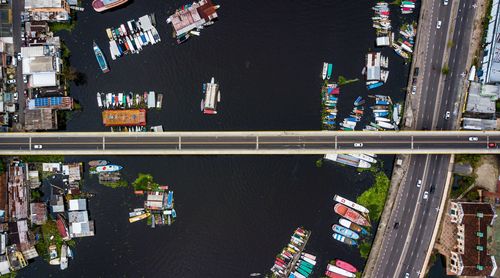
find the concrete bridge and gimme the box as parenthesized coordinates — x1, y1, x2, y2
(1, 130, 499, 155)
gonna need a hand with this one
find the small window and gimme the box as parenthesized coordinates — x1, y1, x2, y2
(477, 212, 484, 218)
(476, 231, 484, 238)
(476, 245, 484, 251)
(477, 265, 484, 270)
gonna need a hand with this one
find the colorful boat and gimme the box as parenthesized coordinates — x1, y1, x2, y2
(327, 63, 333, 79)
(367, 82, 383, 90)
(325, 271, 348, 278)
(334, 203, 370, 227)
(354, 96, 364, 106)
(202, 77, 220, 114)
(92, 0, 129, 12)
(93, 41, 110, 73)
(88, 160, 108, 167)
(129, 212, 150, 223)
(335, 260, 357, 273)
(332, 224, 360, 240)
(327, 264, 356, 277)
(95, 164, 123, 173)
(332, 233, 357, 247)
(333, 195, 370, 214)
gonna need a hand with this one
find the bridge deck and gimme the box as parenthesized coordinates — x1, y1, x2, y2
(1, 131, 499, 155)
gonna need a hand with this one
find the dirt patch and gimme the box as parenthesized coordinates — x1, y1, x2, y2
(474, 155, 498, 192)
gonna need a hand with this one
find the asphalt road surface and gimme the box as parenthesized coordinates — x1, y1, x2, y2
(372, 0, 478, 277)
(0, 131, 498, 154)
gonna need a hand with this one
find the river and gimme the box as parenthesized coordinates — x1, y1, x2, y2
(21, 0, 412, 276)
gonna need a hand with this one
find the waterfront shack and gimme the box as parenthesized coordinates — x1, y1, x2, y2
(365, 52, 381, 82)
(167, 0, 219, 43)
(102, 109, 146, 126)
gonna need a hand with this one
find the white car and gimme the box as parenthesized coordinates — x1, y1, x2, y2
(16, 53, 22, 61)
(354, 143, 363, 148)
(423, 191, 429, 200)
(23, 75, 27, 84)
(443, 0, 448, 5)
(33, 145, 42, 149)
(405, 273, 410, 278)
(6, 79, 15, 85)
(436, 20, 442, 29)
(468, 137, 478, 141)
(445, 111, 451, 120)
(417, 179, 422, 188)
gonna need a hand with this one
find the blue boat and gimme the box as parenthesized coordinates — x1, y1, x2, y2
(93, 41, 110, 73)
(332, 233, 358, 246)
(327, 63, 333, 79)
(171, 209, 177, 218)
(354, 96, 365, 106)
(167, 191, 174, 208)
(367, 82, 383, 90)
(332, 224, 360, 240)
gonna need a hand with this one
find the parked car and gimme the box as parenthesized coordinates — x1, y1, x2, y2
(23, 75, 27, 84)
(354, 143, 363, 147)
(13, 92, 18, 101)
(414, 67, 420, 76)
(6, 79, 15, 85)
(16, 53, 22, 61)
(412, 85, 417, 95)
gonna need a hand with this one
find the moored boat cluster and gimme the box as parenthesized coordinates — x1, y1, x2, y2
(131, 188, 177, 228)
(332, 195, 371, 248)
(321, 62, 339, 129)
(270, 227, 316, 278)
(106, 14, 161, 60)
(97, 91, 163, 110)
(401, 0, 416, 14)
(363, 95, 401, 131)
(372, 2, 393, 47)
(392, 22, 417, 60)
(365, 52, 389, 90)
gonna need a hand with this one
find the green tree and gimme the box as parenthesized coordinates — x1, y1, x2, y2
(132, 173, 159, 191)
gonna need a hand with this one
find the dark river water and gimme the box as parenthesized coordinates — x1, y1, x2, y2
(20, 0, 421, 277)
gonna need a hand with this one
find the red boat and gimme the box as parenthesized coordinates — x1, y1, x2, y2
(325, 271, 347, 278)
(334, 203, 370, 227)
(335, 259, 357, 273)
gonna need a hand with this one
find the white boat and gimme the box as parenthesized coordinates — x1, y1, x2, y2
(349, 153, 377, 164)
(95, 165, 123, 173)
(327, 264, 355, 277)
(147, 91, 156, 108)
(373, 109, 389, 113)
(190, 30, 201, 36)
(300, 256, 316, 265)
(377, 121, 395, 129)
(322, 62, 328, 79)
(118, 93, 123, 106)
(302, 252, 316, 260)
(375, 117, 390, 122)
(60, 244, 68, 270)
(97, 92, 102, 108)
(333, 194, 370, 214)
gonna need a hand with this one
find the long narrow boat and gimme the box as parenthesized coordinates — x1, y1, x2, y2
(335, 259, 357, 273)
(95, 164, 123, 173)
(93, 41, 110, 73)
(333, 195, 370, 214)
(327, 264, 356, 277)
(327, 63, 333, 79)
(332, 233, 357, 247)
(348, 154, 377, 164)
(322, 62, 328, 79)
(332, 224, 360, 240)
(334, 203, 370, 227)
(325, 271, 347, 278)
(129, 212, 150, 223)
(92, 0, 128, 12)
(88, 160, 108, 167)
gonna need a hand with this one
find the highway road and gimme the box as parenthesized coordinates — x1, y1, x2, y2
(0, 131, 498, 154)
(371, 0, 478, 277)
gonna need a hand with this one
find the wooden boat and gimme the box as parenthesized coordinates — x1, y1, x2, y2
(334, 203, 370, 227)
(333, 195, 370, 214)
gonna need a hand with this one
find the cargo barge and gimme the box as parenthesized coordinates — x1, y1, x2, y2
(102, 109, 146, 127)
